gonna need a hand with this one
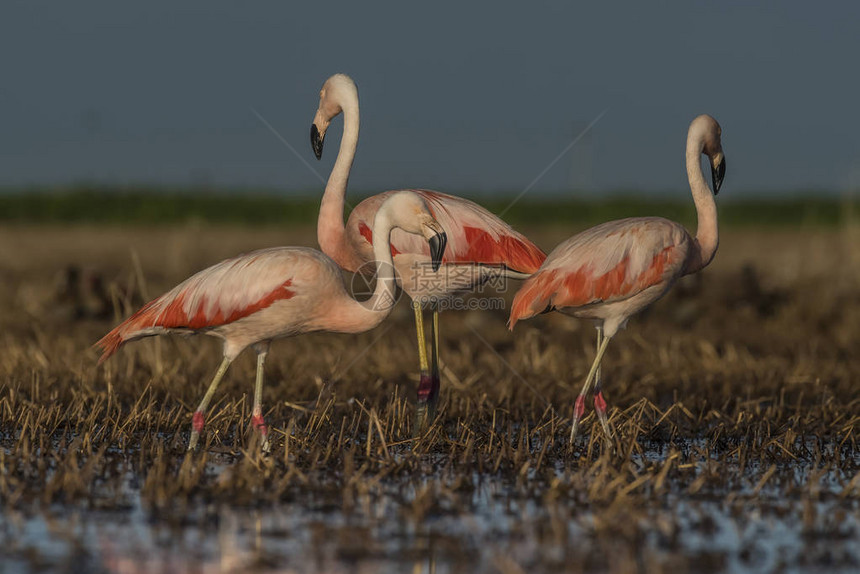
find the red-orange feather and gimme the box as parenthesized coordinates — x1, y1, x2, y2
(96, 278, 295, 364)
(350, 189, 545, 273)
(157, 278, 295, 330)
(458, 225, 545, 271)
(357, 221, 402, 257)
(509, 219, 688, 329)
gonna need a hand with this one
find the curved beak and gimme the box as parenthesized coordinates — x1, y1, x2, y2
(711, 156, 726, 195)
(310, 124, 324, 160)
(428, 231, 447, 272)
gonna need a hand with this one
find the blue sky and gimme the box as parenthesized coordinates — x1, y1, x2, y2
(2, 2, 859, 196)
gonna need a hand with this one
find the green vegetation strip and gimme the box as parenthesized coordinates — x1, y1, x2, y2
(0, 187, 854, 227)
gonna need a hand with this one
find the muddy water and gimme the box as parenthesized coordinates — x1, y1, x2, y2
(2, 445, 858, 574)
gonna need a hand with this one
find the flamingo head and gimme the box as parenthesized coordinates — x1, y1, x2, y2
(692, 114, 726, 195)
(380, 192, 448, 272)
(311, 73, 357, 160)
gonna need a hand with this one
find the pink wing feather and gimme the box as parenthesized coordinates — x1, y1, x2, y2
(350, 190, 545, 273)
(96, 247, 312, 362)
(509, 217, 692, 328)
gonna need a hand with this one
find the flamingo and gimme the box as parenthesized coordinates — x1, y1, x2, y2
(508, 115, 726, 443)
(96, 192, 447, 451)
(310, 73, 546, 432)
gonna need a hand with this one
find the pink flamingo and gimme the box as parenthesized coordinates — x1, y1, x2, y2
(508, 115, 726, 443)
(310, 74, 546, 431)
(96, 192, 447, 451)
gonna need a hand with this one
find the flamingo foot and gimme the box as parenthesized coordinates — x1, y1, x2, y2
(252, 413, 271, 453)
(414, 371, 439, 436)
(188, 411, 205, 451)
(594, 391, 612, 440)
(569, 394, 587, 445)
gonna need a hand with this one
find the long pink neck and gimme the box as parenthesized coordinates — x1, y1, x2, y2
(684, 135, 718, 275)
(318, 97, 361, 272)
(326, 210, 399, 333)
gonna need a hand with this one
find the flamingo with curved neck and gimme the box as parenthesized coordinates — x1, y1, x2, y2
(97, 191, 447, 451)
(310, 73, 546, 433)
(508, 114, 727, 444)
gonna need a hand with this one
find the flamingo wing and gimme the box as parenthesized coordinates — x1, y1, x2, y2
(349, 190, 546, 273)
(509, 217, 692, 328)
(96, 247, 331, 362)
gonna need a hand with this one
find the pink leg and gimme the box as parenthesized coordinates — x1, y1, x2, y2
(252, 413, 268, 439)
(188, 357, 232, 451)
(193, 411, 205, 434)
(428, 307, 441, 414)
(417, 372, 439, 408)
(570, 394, 587, 442)
(252, 345, 271, 453)
(594, 390, 612, 439)
(417, 306, 441, 415)
(592, 328, 613, 439)
(413, 301, 438, 436)
(569, 333, 612, 445)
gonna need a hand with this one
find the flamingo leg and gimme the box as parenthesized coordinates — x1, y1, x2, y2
(570, 335, 612, 445)
(188, 356, 232, 451)
(592, 327, 612, 440)
(413, 299, 435, 435)
(252, 343, 271, 453)
(428, 305, 441, 416)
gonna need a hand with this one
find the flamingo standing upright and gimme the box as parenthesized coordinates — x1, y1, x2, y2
(508, 115, 726, 443)
(310, 74, 546, 432)
(97, 192, 447, 451)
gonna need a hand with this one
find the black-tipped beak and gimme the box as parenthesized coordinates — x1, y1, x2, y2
(711, 157, 726, 195)
(310, 124, 324, 160)
(428, 232, 447, 272)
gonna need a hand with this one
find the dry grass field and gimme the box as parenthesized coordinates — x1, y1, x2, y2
(0, 221, 858, 573)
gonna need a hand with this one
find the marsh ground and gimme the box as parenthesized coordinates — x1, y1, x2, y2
(0, 221, 858, 573)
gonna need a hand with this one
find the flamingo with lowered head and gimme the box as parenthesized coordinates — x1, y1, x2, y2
(97, 191, 447, 451)
(508, 115, 726, 443)
(310, 73, 546, 432)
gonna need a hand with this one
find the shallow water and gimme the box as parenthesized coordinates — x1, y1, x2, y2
(2, 442, 858, 574)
